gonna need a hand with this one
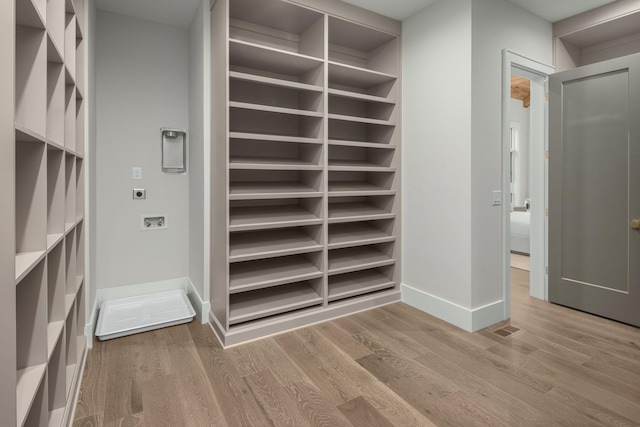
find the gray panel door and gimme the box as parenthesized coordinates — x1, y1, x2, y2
(549, 53, 640, 327)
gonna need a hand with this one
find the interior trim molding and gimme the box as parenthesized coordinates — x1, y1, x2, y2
(400, 283, 505, 332)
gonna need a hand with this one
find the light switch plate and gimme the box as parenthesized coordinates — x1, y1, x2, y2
(132, 167, 142, 180)
(492, 190, 502, 206)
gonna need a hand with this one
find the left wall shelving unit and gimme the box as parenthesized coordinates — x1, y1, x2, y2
(11, 0, 87, 425)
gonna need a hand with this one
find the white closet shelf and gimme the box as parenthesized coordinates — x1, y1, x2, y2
(230, 39, 323, 76)
(230, 101, 323, 118)
(17, 0, 46, 29)
(47, 233, 64, 251)
(46, 321, 64, 360)
(328, 222, 395, 250)
(16, 125, 47, 145)
(64, 65, 76, 85)
(328, 159, 394, 172)
(328, 181, 395, 197)
(329, 61, 396, 89)
(64, 294, 75, 317)
(230, 132, 323, 145)
(328, 139, 396, 150)
(230, 255, 322, 293)
(328, 88, 395, 104)
(16, 364, 47, 427)
(230, 70, 322, 93)
(328, 202, 395, 223)
(230, 182, 322, 200)
(230, 156, 323, 171)
(47, 35, 64, 63)
(15, 251, 46, 283)
(329, 113, 395, 126)
(230, 204, 322, 232)
(49, 408, 65, 427)
(230, 228, 322, 263)
(328, 269, 395, 302)
(229, 281, 322, 325)
(328, 246, 395, 276)
(65, 364, 76, 394)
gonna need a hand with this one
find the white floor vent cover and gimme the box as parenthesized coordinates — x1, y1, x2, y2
(96, 289, 196, 340)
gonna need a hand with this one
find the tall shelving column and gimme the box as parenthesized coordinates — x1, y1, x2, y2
(326, 17, 401, 304)
(13, 0, 86, 425)
(210, 0, 401, 346)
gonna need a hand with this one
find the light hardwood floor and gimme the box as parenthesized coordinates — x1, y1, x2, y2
(73, 270, 640, 426)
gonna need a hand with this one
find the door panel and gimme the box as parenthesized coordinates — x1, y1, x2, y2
(549, 54, 640, 327)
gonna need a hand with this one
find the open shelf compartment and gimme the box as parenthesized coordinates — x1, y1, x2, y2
(328, 242, 396, 276)
(230, 198, 323, 232)
(328, 266, 396, 303)
(230, 225, 322, 263)
(230, 137, 323, 170)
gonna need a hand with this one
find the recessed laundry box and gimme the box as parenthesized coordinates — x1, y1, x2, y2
(96, 289, 196, 340)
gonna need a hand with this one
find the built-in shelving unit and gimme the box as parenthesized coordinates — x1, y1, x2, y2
(12, 0, 86, 424)
(211, 0, 401, 346)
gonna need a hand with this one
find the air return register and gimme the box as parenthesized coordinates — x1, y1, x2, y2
(95, 289, 195, 340)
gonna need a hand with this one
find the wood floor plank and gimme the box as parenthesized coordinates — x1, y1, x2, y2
(229, 338, 307, 386)
(187, 321, 270, 427)
(102, 336, 144, 423)
(337, 396, 394, 427)
(166, 338, 226, 426)
(313, 321, 372, 360)
(547, 386, 639, 427)
(136, 330, 172, 384)
(140, 374, 183, 427)
(244, 369, 312, 427)
(284, 380, 353, 427)
(73, 413, 104, 427)
(73, 339, 107, 420)
(103, 412, 145, 427)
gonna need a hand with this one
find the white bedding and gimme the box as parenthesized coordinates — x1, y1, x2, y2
(510, 211, 530, 254)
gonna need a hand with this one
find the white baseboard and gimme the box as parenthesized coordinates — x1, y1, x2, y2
(187, 278, 210, 324)
(400, 283, 505, 332)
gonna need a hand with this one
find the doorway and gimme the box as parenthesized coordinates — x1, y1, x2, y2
(501, 50, 554, 319)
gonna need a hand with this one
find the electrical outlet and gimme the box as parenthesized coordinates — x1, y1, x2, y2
(133, 188, 146, 200)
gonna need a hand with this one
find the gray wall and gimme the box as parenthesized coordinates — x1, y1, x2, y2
(95, 11, 190, 289)
(402, 0, 552, 329)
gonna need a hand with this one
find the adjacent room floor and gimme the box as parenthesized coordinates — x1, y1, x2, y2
(73, 270, 640, 426)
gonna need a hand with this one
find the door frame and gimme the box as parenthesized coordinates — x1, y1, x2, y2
(501, 50, 554, 318)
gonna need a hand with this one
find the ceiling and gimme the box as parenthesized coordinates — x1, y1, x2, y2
(95, 0, 620, 28)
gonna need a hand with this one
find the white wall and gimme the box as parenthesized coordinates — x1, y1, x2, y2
(188, 0, 210, 310)
(402, 0, 552, 330)
(510, 98, 530, 207)
(95, 11, 190, 290)
(402, 0, 473, 309)
(470, 0, 552, 309)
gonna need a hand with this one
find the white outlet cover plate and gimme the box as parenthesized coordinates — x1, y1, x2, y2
(141, 214, 168, 230)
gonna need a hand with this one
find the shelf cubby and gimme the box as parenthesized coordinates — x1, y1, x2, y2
(17, 0, 46, 29)
(64, 13, 76, 83)
(328, 16, 398, 76)
(229, 0, 324, 59)
(21, 378, 48, 427)
(76, 158, 84, 220)
(229, 279, 323, 325)
(64, 84, 76, 152)
(46, 61, 65, 146)
(230, 76, 323, 115)
(328, 196, 396, 224)
(76, 282, 85, 338)
(64, 305, 77, 397)
(328, 220, 396, 250)
(328, 243, 396, 276)
(47, 242, 65, 351)
(229, 169, 323, 200)
(328, 118, 396, 145)
(328, 266, 396, 303)
(16, 261, 48, 427)
(328, 144, 395, 171)
(75, 96, 85, 157)
(16, 139, 47, 282)
(64, 230, 77, 315)
(230, 106, 323, 139)
(230, 137, 323, 170)
(47, 146, 65, 249)
(64, 154, 76, 228)
(229, 39, 324, 86)
(229, 252, 323, 294)
(229, 132, 322, 146)
(328, 61, 397, 98)
(16, 26, 47, 137)
(230, 226, 322, 263)
(75, 35, 85, 98)
(329, 92, 396, 122)
(47, 0, 65, 59)
(229, 198, 323, 232)
(47, 334, 66, 423)
(328, 170, 396, 196)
